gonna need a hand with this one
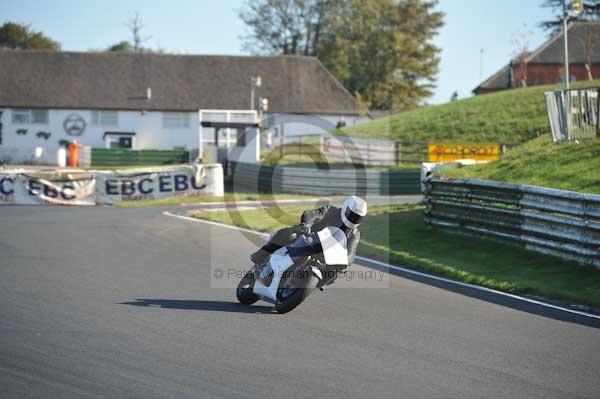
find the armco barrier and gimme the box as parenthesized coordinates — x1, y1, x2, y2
(0, 163, 223, 205)
(91, 148, 189, 167)
(423, 176, 600, 268)
(229, 161, 421, 195)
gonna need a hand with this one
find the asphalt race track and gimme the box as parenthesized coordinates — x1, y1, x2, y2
(1, 206, 599, 398)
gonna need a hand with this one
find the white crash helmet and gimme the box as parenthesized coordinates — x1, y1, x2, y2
(341, 196, 368, 229)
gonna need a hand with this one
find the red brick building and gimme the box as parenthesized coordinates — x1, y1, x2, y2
(473, 22, 600, 95)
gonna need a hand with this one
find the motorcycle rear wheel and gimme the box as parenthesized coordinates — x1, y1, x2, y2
(236, 269, 260, 305)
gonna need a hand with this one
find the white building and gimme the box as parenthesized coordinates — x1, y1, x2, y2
(0, 49, 361, 165)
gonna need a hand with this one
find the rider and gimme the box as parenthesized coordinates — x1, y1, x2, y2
(250, 196, 368, 266)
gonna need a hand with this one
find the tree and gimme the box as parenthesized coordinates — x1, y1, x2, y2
(578, 23, 598, 79)
(539, 0, 600, 33)
(127, 12, 151, 52)
(0, 22, 60, 51)
(239, 0, 334, 55)
(107, 41, 134, 52)
(511, 24, 534, 88)
(239, 0, 444, 111)
(318, 0, 444, 110)
(106, 13, 151, 53)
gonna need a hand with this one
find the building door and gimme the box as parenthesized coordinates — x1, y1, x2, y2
(118, 137, 132, 148)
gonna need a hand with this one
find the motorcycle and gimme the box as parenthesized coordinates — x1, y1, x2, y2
(236, 226, 348, 314)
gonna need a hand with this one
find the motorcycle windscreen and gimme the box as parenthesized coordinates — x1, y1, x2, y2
(316, 227, 348, 267)
(287, 234, 322, 263)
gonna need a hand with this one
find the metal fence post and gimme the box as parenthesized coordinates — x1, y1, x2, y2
(566, 90, 573, 140)
(280, 125, 285, 159)
(597, 88, 600, 138)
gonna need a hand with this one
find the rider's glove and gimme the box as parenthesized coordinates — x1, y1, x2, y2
(293, 223, 311, 235)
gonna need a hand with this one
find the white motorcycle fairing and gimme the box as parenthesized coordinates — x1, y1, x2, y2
(252, 247, 294, 303)
(252, 226, 348, 302)
(317, 227, 348, 267)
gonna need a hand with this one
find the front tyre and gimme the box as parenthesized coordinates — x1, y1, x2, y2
(275, 274, 319, 314)
(236, 270, 259, 305)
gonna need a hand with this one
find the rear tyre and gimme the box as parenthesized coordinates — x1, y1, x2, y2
(275, 274, 318, 314)
(236, 270, 259, 305)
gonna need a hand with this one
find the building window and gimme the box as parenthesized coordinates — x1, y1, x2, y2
(12, 109, 49, 124)
(162, 112, 190, 129)
(111, 136, 132, 149)
(104, 132, 135, 149)
(92, 110, 118, 126)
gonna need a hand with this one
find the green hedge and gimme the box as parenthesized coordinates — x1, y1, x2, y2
(91, 148, 189, 167)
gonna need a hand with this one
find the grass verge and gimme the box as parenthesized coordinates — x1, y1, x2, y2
(439, 135, 600, 194)
(344, 80, 600, 143)
(115, 185, 316, 208)
(191, 204, 600, 308)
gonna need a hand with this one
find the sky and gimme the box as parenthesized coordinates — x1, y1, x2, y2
(0, 0, 556, 105)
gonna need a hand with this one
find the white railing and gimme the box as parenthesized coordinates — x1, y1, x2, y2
(545, 87, 600, 142)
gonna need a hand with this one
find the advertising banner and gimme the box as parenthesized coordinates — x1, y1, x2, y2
(0, 164, 223, 206)
(95, 165, 209, 205)
(0, 172, 95, 205)
(427, 144, 501, 162)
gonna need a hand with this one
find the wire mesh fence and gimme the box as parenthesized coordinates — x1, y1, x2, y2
(545, 87, 600, 142)
(262, 134, 512, 166)
(261, 134, 429, 165)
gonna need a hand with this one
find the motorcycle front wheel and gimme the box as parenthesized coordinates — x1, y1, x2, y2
(275, 272, 319, 314)
(236, 269, 260, 305)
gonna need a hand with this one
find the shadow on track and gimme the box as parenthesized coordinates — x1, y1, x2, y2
(120, 299, 273, 314)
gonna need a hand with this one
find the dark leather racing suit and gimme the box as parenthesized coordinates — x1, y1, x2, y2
(251, 205, 360, 266)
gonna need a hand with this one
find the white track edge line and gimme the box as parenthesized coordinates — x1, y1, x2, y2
(186, 198, 325, 207)
(163, 211, 270, 237)
(162, 211, 600, 321)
